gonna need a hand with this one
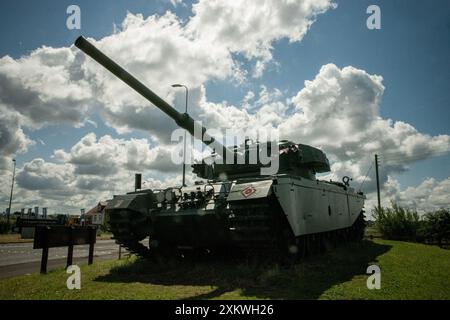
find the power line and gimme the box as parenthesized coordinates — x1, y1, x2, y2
(358, 162, 373, 192)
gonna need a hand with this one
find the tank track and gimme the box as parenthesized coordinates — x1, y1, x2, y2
(228, 199, 276, 248)
(108, 204, 366, 260)
(229, 197, 366, 259)
(228, 198, 299, 262)
(108, 209, 152, 259)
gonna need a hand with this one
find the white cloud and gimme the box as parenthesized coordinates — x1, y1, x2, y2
(188, 0, 336, 66)
(56, 132, 180, 175)
(364, 176, 450, 215)
(16, 159, 74, 192)
(0, 46, 93, 128)
(0, 107, 34, 170)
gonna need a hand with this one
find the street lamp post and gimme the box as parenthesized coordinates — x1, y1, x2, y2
(7, 159, 16, 225)
(171, 84, 188, 187)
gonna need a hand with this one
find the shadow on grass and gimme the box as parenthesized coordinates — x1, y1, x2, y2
(94, 240, 391, 299)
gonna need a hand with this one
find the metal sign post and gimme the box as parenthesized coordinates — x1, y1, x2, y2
(34, 225, 97, 274)
(39, 227, 49, 274)
(66, 227, 74, 268)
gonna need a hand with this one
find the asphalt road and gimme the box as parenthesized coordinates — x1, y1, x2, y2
(0, 240, 126, 279)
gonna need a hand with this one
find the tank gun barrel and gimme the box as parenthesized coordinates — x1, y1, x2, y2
(74, 36, 231, 158)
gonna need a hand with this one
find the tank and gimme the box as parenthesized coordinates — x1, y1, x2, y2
(74, 36, 366, 259)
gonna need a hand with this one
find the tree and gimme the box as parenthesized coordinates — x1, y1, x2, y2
(422, 209, 450, 247)
(372, 202, 421, 241)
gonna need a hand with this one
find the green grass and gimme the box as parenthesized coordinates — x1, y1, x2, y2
(1, 239, 449, 300)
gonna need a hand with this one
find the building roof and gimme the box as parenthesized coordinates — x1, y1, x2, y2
(85, 201, 109, 216)
(85, 206, 98, 216)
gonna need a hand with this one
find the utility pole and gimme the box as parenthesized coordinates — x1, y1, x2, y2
(375, 154, 381, 210)
(7, 159, 16, 226)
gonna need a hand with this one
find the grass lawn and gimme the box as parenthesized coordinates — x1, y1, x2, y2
(0, 239, 449, 300)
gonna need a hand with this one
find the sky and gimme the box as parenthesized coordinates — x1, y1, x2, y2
(0, 0, 449, 215)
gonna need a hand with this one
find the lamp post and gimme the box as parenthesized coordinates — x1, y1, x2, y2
(171, 84, 188, 187)
(7, 159, 16, 225)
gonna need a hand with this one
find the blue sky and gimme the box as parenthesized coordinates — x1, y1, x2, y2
(0, 0, 449, 212)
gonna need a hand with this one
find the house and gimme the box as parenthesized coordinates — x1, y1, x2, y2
(85, 201, 108, 226)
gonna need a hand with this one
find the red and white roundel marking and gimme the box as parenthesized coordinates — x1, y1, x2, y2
(241, 185, 256, 198)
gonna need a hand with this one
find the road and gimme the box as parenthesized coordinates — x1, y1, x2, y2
(0, 240, 126, 279)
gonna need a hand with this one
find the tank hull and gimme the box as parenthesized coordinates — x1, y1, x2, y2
(106, 175, 365, 258)
(274, 176, 364, 236)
